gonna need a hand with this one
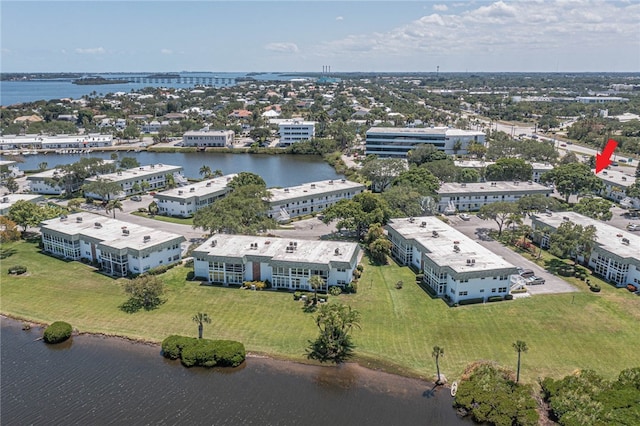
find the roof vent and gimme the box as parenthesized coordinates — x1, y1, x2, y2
(420, 221, 427, 227)
(334, 248, 340, 256)
(211, 239, 217, 247)
(432, 230, 439, 237)
(94, 222, 102, 228)
(341, 179, 346, 183)
(408, 217, 415, 223)
(250, 242, 258, 249)
(491, 182, 497, 187)
(75, 216, 82, 222)
(190, 187, 195, 192)
(178, 190, 183, 195)
(461, 183, 466, 187)
(329, 180, 334, 184)
(622, 177, 627, 181)
(621, 238, 630, 245)
(563, 216, 570, 221)
(122, 229, 130, 235)
(453, 245, 460, 252)
(143, 235, 151, 242)
(206, 182, 211, 187)
(284, 188, 289, 192)
(59, 215, 67, 221)
(310, 184, 316, 189)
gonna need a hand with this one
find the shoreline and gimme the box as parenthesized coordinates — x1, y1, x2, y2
(1, 313, 445, 389)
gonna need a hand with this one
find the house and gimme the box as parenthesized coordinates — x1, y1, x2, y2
(278, 119, 316, 145)
(40, 212, 186, 277)
(228, 109, 252, 120)
(365, 127, 485, 157)
(0, 193, 44, 215)
(386, 216, 518, 304)
(83, 164, 185, 200)
(437, 181, 552, 214)
(267, 179, 365, 222)
(182, 130, 234, 147)
(192, 234, 360, 290)
(155, 174, 237, 217)
(531, 211, 640, 288)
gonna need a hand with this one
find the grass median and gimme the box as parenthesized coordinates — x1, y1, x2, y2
(2, 239, 639, 384)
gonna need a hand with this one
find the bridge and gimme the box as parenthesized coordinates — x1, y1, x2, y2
(107, 76, 236, 86)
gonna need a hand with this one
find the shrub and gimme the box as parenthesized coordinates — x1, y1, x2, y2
(488, 296, 504, 302)
(8, 265, 27, 275)
(183, 258, 194, 267)
(345, 282, 358, 294)
(162, 335, 246, 368)
(504, 294, 514, 300)
(590, 285, 601, 293)
(458, 297, 484, 306)
(43, 321, 73, 344)
(293, 291, 302, 300)
(329, 286, 342, 296)
(415, 274, 424, 282)
(356, 264, 364, 272)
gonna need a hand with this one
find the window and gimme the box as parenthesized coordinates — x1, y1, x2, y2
(498, 287, 507, 293)
(459, 291, 468, 296)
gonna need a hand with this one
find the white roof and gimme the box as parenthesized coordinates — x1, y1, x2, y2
(367, 127, 483, 137)
(387, 216, 516, 273)
(532, 211, 640, 260)
(84, 164, 182, 184)
(155, 174, 237, 200)
(268, 179, 365, 203)
(40, 212, 185, 252)
(595, 168, 635, 188)
(438, 181, 551, 195)
(0, 193, 44, 211)
(194, 234, 359, 267)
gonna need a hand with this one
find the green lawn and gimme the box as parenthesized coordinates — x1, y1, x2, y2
(130, 211, 194, 225)
(2, 240, 639, 384)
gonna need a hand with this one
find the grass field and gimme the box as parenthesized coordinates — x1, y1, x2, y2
(2, 240, 639, 384)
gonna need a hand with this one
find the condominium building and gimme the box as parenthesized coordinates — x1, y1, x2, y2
(531, 211, 640, 288)
(0, 160, 23, 178)
(278, 119, 316, 145)
(365, 127, 485, 157)
(437, 181, 552, 214)
(454, 160, 554, 183)
(193, 235, 360, 290)
(594, 168, 636, 204)
(154, 174, 237, 217)
(267, 179, 366, 222)
(387, 217, 518, 304)
(40, 212, 186, 277)
(0, 134, 113, 151)
(0, 193, 44, 215)
(27, 168, 76, 195)
(83, 164, 185, 200)
(183, 130, 235, 147)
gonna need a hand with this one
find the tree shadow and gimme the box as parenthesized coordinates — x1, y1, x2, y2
(422, 384, 439, 399)
(0, 247, 17, 259)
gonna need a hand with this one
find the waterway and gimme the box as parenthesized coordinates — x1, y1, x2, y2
(1, 318, 467, 425)
(3, 152, 342, 187)
(1, 72, 306, 106)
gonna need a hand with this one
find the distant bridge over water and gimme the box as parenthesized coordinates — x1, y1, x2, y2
(108, 76, 237, 86)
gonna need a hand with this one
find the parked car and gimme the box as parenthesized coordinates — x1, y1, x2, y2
(131, 195, 142, 202)
(527, 276, 546, 285)
(519, 269, 535, 279)
(626, 224, 639, 231)
(459, 213, 471, 221)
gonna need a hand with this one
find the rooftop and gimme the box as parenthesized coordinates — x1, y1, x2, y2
(84, 163, 182, 183)
(595, 168, 636, 188)
(268, 179, 365, 203)
(40, 212, 185, 251)
(366, 127, 484, 136)
(532, 211, 640, 260)
(387, 216, 516, 273)
(194, 234, 359, 266)
(0, 193, 44, 211)
(155, 174, 237, 199)
(0, 133, 112, 144)
(438, 181, 551, 195)
(183, 130, 234, 137)
(454, 160, 554, 171)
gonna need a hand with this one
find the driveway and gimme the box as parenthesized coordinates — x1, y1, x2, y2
(447, 214, 578, 295)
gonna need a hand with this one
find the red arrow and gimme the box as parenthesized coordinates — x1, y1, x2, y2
(595, 139, 618, 174)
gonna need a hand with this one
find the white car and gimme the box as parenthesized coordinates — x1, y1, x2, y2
(627, 224, 639, 231)
(459, 213, 471, 221)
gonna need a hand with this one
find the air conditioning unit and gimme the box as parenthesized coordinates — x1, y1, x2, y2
(94, 222, 102, 228)
(76, 216, 82, 222)
(211, 239, 217, 247)
(420, 221, 427, 227)
(143, 235, 151, 242)
(334, 248, 340, 255)
(190, 188, 195, 192)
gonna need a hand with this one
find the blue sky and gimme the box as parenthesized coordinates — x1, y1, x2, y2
(2, 1, 639, 73)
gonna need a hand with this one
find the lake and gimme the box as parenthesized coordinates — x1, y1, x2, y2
(1, 318, 467, 425)
(5, 151, 342, 187)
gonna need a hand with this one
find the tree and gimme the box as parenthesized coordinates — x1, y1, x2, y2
(8, 200, 44, 232)
(123, 124, 140, 140)
(548, 221, 598, 264)
(391, 166, 441, 196)
(67, 198, 84, 212)
(307, 303, 361, 363)
(165, 173, 177, 189)
(105, 199, 123, 218)
(309, 275, 325, 305)
(457, 168, 480, 183)
(38, 161, 48, 171)
(368, 237, 392, 264)
(5, 177, 19, 193)
(421, 159, 457, 182)
(513, 340, 528, 383)
(119, 157, 140, 170)
(542, 163, 604, 202)
(249, 127, 271, 144)
(560, 151, 579, 164)
(199, 165, 212, 179)
(485, 158, 533, 182)
(360, 156, 406, 192)
(517, 194, 563, 217)
(0, 216, 21, 243)
(82, 178, 123, 201)
(322, 192, 391, 239)
(478, 202, 520, 237)
(148, 201, 159, 216)
(407, 144, 448, 166)
(432, 346, 445, 385)
(573, 197, 613, 221)
(228, 172, 266, 189)
(213, 169, 224, 178)
(192, 312, 211, 339)
(122, 275, 165, 312)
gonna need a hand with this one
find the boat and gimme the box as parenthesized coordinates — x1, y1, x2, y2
(450, 381, 458, 397)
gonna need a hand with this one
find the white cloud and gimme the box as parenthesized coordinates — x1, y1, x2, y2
(74, 47, 105, 55)
(1, 48, 11, 54)
(265, 42, 299, 53)
(433, 4, 448, 11)
(336, 16, 344, 21)
(316, 0, 640, 62)
(161, 48, 173, 55)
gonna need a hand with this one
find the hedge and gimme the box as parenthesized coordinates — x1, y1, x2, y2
(8, 265, 27, 275)
(43, 321, 73, 344)
(161, 335, 245, 368)
(458, 297, 485, 306)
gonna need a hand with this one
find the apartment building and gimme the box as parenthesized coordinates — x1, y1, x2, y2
(40, 212, 186, 277)
(387, 216, 518, 304)
(278, 119, 316, 145)
(193, 235, 360, 290)
(83, 164, 184, 200)
(183, 130, 235, 147)
(154, 174, 237, 217)
(437, 181, 552, 213)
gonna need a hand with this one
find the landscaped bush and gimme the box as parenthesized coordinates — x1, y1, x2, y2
(43, 321, 73, 344)
(293, 291, 302, 300)
(329, 286, 342, 296)
(344, 282, 358, 294)
(161, 335, 245, 368)
(356, 264, 364, 272)
(145, 262, 178, 276)
(458, 297, 484, 306)
(590, 285, 601, 292)
(487, 296, 504, 302)
(504, 294, 514, 300)
(8, 265, 27, 275)
(511, 288, 527, 294)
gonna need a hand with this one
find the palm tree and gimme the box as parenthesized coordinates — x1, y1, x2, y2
(192, 312, 211, 339)
(199, 165, 212, 179)
(432, 346, 445, 385)
(213, 169, 223, 178)
(309, 275, 325, 305)
(513, 340, 528, 383)
(105, 199, 123, 218)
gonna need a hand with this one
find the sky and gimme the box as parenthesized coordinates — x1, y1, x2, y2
(1, 0, 639, 73)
